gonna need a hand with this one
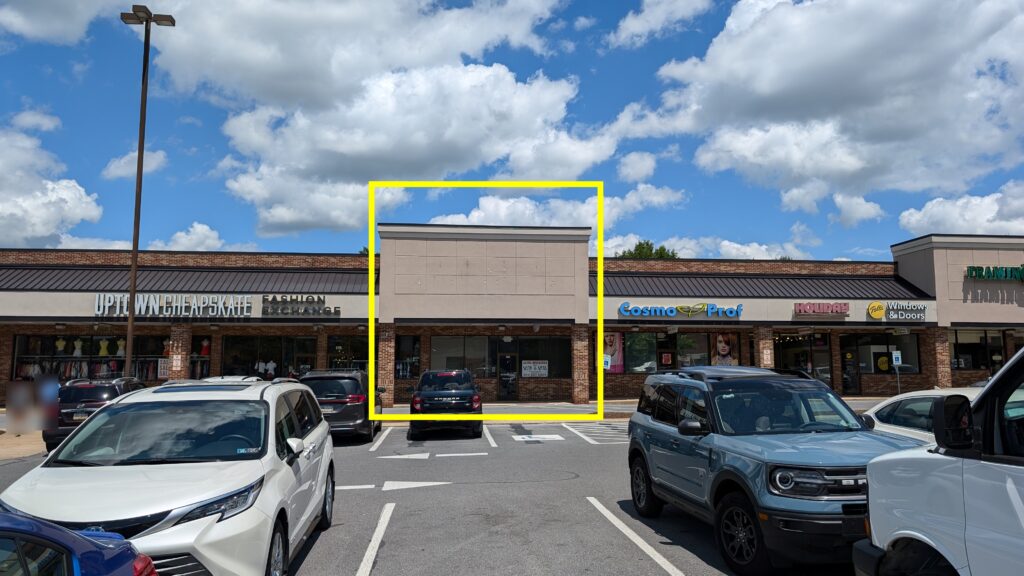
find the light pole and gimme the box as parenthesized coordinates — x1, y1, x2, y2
(120, 5, 174, 378)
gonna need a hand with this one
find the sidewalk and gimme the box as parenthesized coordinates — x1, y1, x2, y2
(0, 430, 45, 460)
(383, 399, 637, 417)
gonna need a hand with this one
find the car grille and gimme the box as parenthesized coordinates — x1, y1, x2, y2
(151, 553, 213, 576)
(822, 467, 868, 500)
(48, 510, 169, 539)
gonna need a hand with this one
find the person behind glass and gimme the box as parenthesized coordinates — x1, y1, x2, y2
(711, 334, 738, 366)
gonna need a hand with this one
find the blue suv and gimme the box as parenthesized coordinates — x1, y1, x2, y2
(628, 371, 922, 575)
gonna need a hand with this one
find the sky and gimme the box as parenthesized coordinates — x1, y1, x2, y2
(1, 0, 1023, 260)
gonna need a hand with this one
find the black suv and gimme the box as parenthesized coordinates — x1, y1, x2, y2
(408, 370, 483, 440)
(43, 377, 145, 452)
(300, 370, 383, 442)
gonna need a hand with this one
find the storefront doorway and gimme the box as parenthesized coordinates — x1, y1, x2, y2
(498, 353, 518, 400)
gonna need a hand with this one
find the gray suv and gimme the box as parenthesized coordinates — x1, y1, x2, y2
(300, 370, 383, 442)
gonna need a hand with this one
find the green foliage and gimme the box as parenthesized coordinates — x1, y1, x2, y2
(615, 240, 678, 259)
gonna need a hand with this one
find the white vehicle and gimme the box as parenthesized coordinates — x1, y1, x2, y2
(203, 375, 263, 382)
(0, 379, 335, 576)
(861, 387, 983, 443)
(853, 349, 1024, 576)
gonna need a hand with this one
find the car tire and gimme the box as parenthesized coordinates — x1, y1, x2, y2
(44, 443, 58, 453)
(630, 456, 663, 518)
(879, 540, 958, 576)
(714, 492, 772, 576)
(316, 469, 334, 531)
(407, 428, 422, 441)
(470, 424, 483, 438)
(362, 422, 375, 443)
(265, 519, 288, 576)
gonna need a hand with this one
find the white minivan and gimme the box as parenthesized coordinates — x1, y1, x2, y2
(854, 349, 1024, 576)
(0, 379, 335, 576)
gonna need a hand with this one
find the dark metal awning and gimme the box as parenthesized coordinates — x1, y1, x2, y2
(591, 273, 929, 300)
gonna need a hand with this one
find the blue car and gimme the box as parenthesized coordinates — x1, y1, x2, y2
(0, 512, 155, 575)
(628, 372, 922, 575)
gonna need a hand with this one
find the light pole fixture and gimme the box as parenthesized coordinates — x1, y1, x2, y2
(120, 5, 174, 379)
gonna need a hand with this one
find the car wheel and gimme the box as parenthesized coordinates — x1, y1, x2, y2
(630, 456, 663, 518)
(362, 421, 376, 443)
(316, 470, 334, 530)
(715, 492, 771, 576)
(407, 428, 422, 441)
(471, 423, 483, 439)
(879, 540, 958, 576)
(44, 443, 58, 453)
(265, 519, 288, 576)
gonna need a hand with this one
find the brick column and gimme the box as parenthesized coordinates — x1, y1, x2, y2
(316, 332, 328, 370)
(378, 323, 395, 407)
(754, 326, 774, 368)
(830, 331, 842, 393)
(209, 334, 223, 377)
(927, 327, 953, 389)
(168, 323, 192, 380)
(1006, 331, 1017, 360)
(0, 330, 13, 403)
(571, 324, 589, 404)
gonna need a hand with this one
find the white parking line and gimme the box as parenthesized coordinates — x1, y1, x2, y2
(563, 423, 629, 445)
(368, 426, 393, 452)
(356, 502, 396, 576)
(335, 484, 375, 490)
(562, 423, 598, 444)
(435, 452, 488, 457)
(483, 425, 497, 448)
(587, 497, 685, 576)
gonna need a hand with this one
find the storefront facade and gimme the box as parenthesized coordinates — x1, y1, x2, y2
(1, 232, 1022, 405)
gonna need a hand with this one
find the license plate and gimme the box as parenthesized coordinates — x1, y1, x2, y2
(320, 406, 336, 413)
(72, 413, 87, 421)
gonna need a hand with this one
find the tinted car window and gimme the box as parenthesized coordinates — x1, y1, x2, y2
(653, 386, 679, 425)
(637, 384, 658, 415)
(680, 387, 708, 427)
(275, 397, 299, 460)
(873, 400, 900, 424)
(287, 391, 317, 437)
(0, 537, 24, 576)
(889, 397, 936, 431)
(998, 381, 1024, 458)
(305, 378, 362, 398)
(303, 391, 323, 422)
(418, 372, 473, 391)
(712, 387, 862, 435)
(19, 540, 66, 576)
(58, 386, 118, 403)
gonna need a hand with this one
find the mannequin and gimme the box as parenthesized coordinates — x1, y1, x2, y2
(116, 338, 126, 357)
(255, 359, 266, 375)
(55, 337, 66, 355)
(98, 338, 109, 356)
(163, 339, 171, 356)
(72, 338, 83, 357)
(265, 360, 277, 377)
(200, 338, 210, 356)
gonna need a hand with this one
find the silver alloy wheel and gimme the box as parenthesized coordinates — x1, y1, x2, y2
(324, 475, 334, 520)
(632, 464, 647, 507)
(721, 506, 757, 565)
(270, 530, 285, 576)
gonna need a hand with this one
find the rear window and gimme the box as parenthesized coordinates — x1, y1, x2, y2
(417, 371, 473, 391)
(59, 385, 119, 403)
(305, 378, 362, 398)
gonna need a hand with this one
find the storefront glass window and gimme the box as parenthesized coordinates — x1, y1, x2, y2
(465, 336, 489, 379)
(676, 333, 709, 367)
(773, 333, 832, 383)
(12, 335, 169, 383)
(951, 330, 1006, 374)
(328, 336, 368, 371)
(395, 336, 420, 379)
(839, 333, 920, 377)
(190, 335, 212, 379)
(222, 336, 316, 378)
(709, 332, 741, 366)
(519, 337, 571, 378)
(624, 333, 656, 373)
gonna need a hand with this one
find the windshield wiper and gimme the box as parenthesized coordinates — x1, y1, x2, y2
(112, 457, 217, 466)
(48, 459, 106, 467)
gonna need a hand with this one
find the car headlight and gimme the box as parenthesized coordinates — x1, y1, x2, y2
(176, 477, 264, 525)
(768, 467, 831, 498)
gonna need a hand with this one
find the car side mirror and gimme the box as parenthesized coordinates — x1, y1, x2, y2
(860, 414, 876, 430)
(677, 419, 707, 436)
(285, 437, 305, 464)
(932, 395, 974, 451)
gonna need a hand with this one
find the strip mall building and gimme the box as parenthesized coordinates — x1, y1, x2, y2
(1, 228, 1022, 406)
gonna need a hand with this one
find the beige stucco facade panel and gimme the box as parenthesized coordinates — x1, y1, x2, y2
(426, 275, 457, 294)
(395, 255, 426, 275)
(425, 256, 457, 275)
(456, 276, 487, 294)
(457, 257, 486, 276)
(999, 250, 1024, 266)
(426, 240, 458, 256)
(395, 239, 426, 256)
(516, 276, 545, 295)
(545, 243, 573, 258)
(485, 276, 517, 294)
(545, 277, 574, 295)
(395, 275, 426, 294)
(515, 242, 546, 258)
(545, 257, 574, 277)
(390, 295, 578, 321)
(456, 241, 486, 257)
(486, 257, 515, 276)
(486, 242, 516, 257)
(516, 257, 546, 277)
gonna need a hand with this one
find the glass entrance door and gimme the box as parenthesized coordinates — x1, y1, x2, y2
(499, 353, 518, 400)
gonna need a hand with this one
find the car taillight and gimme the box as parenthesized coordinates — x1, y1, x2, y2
(133, 553, 157, 576)
(411, 395, 422, 412)
(348, 394, 367, 403)
(471, 394, 481, 410)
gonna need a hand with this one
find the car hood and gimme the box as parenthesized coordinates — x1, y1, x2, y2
(0, 460, 265, 523)
(718, 431, 924, 467)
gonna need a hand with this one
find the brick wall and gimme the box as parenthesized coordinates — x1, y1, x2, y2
(591, 258, 894, 276)
(378, 323, 396, 407)
(0, 249, 372, 270)
(167, 323, 191, 379)
(952, 369, 990, 387)
(571, 324, 589, 404)
(754, 326, 774, 368)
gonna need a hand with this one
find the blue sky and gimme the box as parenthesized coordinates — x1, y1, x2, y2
(1, 0, 1023, 259)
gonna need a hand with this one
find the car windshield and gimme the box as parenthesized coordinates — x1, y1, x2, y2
(48, 400, 267, 466)
(305, 378, 362, 398)
(59, 385, 119, 403)
(417, 372, 473, 391)
(712, 387, 862, 435)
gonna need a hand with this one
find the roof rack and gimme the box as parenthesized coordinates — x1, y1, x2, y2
(271, 377, 300, 384)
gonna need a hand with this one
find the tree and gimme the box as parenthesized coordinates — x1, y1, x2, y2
(615, 240, 678, 259)
(358, 246, 369, 255)
(777, 255, 793, 261)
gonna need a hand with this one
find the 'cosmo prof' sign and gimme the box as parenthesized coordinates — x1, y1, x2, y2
(618, 302, 743, 319)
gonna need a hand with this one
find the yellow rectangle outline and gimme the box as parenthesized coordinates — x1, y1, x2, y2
(367, 180, 604, 422)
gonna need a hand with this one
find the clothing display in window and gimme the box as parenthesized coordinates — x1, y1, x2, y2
(72, 339, 83, 357)
(116, 338, 126, 357)
(98, 339, 110, 356)
(200, 339, 210, 356)
(55, 338, 66, 355)
(265, 360, 277, 376)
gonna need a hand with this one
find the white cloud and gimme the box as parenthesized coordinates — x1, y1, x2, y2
(601, 233, 644, 256)
(101, 150, 168, 180)
(848, 246, 889, 258)
(617, 151, 657, 182)
(12, 110, 61, 132)
(574, 16, 597, 31)
(717, 239, 810, 260)
(609, 218, 819, 259)
(831, 194, 884, 228)
(788, 221, 821, 247)
(56, 235, 131, 250)
(607, 0, 713, 48)
(430, 183, 685, 231)
(0, 0, 119, 44)
(833, 257, 852, 261)
(611, 0, 1024, 223)
(0, 122, 103, 247)
(177, 115, 203, 127)
(70, 60, 90, 82)
(899, 181, 1024, 235)
(148, 222, 257, 251)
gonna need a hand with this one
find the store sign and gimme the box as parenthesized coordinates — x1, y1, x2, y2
(867, 301, 927, 322)
(94, 293, 254, 318)
(261, 295, 341, 318)
(793, 302, 850, 317)
(522, 360, 549, 378)
(617, 302, 743, 319)
(965, 265, 1024, 282)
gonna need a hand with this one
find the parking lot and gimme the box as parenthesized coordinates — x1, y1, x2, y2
(0, 421, 854, 576)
